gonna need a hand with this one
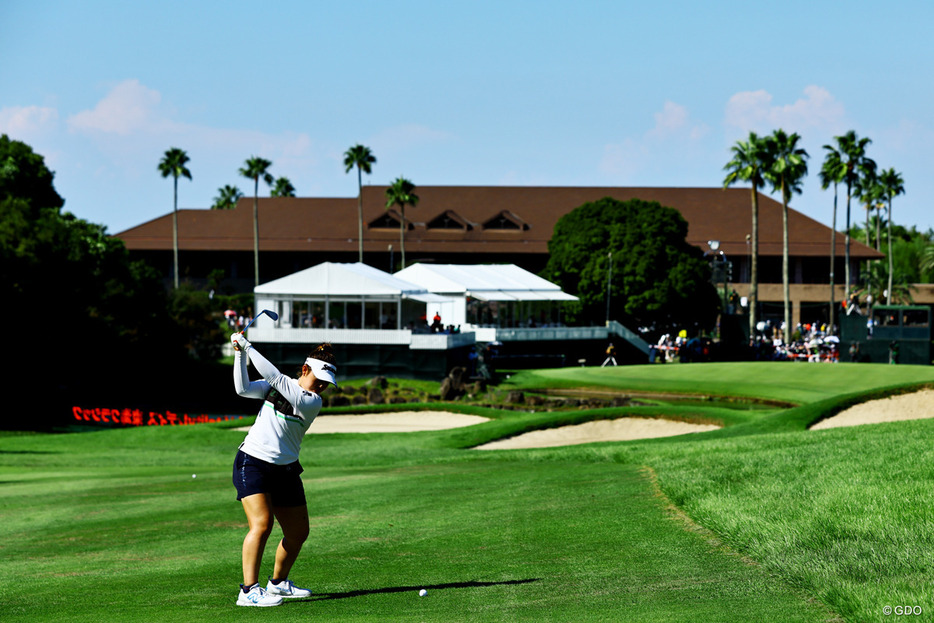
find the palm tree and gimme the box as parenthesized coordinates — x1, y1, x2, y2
(344, 145, 377, 263)
(878, 168, 905, 304)
(211, 184, 242, 210)
(271, 176, 296, 197)
(859, 261, 913, 306)
(872, 200, 884, 252)
(764, 129, 809, 344)
(723, 132, 769, 340)
(384, 177, 419, 270)
(157, 147, 192, 289)
(832, 131, 876, 305)
(855, 166, 880, 248)
(819, 145, 846, 331)
(921, 243, 934, 278)
(238, 156, 274, 287)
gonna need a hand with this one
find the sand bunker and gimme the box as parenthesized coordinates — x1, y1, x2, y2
(306, 411, 489, 434)
(474, 418, 721, 450)
(810, 389, 934, 430)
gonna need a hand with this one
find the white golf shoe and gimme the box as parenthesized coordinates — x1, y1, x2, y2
(236, 583, 283, 607)
(266, 577, 313, 599)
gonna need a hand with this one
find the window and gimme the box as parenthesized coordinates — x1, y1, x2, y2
(903, 309, 929, 327)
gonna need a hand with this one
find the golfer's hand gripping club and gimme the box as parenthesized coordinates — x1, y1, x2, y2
(231, 332, 250, 353)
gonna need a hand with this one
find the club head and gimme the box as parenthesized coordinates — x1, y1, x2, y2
(241, 309, 279, 334)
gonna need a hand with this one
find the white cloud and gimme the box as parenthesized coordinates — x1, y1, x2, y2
(649, 101, 688, 137)
(0, 105, 59, 137)
(67, 79, 164, 135)
(724, 85, 846, 134)
(600, 101, 708, 179)
(61, 79, 318, 182)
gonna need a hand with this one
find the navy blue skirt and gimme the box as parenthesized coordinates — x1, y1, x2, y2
(233, 449, 306, 507)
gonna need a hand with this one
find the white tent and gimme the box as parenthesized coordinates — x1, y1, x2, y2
(394, 263, 577, 328)
(256, 262, 436, 297)
(253, 262, 446, 330)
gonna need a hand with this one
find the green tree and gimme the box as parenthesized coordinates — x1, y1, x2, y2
(819, 143, 846, 331)
(238, 156, 274, 286)
(344, 144, 377, 263)
(3, 136, 245, 428)
(271, 176, 296, 197)
(542, 197, 719, 331)
(157, 147, 192, 289)
(764, 129, 809, 343)
(831, 130, 876, 303)
(384, 177, 419, 269)
(211, 184, 242, 210)
(858, 261, 913, 306)
(723, 132, 769, 339)
(878, 168, 905, 304)
(1, 136, 181, 424)
(0, 134, 64, 213)
(921, 243, 934, 280)
(854, 165, 881, 248)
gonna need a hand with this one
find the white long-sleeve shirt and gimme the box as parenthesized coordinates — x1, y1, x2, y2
(234, 345, 322, 465)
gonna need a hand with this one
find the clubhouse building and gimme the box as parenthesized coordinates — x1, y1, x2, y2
(116, 185, 891, 329)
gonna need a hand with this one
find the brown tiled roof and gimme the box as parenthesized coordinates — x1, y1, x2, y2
(115, 186, 882, 259)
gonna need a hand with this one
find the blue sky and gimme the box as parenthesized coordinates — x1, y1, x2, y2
(2, 0, 932, 235)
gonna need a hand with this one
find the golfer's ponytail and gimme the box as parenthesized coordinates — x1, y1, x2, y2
(308, 342, 336, 365)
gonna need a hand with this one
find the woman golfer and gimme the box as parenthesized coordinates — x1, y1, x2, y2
(230, 333, 338, 607)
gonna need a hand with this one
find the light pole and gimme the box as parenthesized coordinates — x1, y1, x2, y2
(388, 244, 394, 273)
(707, 240, 730, 316)
(605, 251, 613, 326)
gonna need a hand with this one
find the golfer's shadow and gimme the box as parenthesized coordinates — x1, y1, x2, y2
(299, 578, 541, 602)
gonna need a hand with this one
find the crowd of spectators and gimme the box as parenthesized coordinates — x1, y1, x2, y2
(648, 318, 843, 363)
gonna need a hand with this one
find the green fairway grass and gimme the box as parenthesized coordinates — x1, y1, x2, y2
(504, 361, 934, 405)
(3, 361, 933, 622)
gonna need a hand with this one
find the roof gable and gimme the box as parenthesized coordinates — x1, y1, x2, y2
(368, 209, 413, 230)
(482, 210, 529, 231)
(426, 210, 473, 231)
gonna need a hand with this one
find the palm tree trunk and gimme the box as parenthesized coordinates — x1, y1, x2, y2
(357, 167, 364, 263)
(782, 183, 790, 343)
(829, 186, 837, 332)
(172, 176, 179, 289)
(749, 187, 759, 341)
(887, 201, 893, 305)
(252, 178, 260, 287)
(844, 185, 852, 304)
(875, 207, 882, 251)
(400, 204, 406, 269)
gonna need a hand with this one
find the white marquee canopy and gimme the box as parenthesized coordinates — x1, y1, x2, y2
(255, 261, 442, 302)
(394, 263, 578, 302)
(250, 262, 576, 333)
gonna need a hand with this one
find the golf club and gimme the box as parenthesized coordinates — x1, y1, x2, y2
(241, 309, 279, 334)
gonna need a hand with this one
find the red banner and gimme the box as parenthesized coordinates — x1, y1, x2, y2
(71, 406, 245, 427)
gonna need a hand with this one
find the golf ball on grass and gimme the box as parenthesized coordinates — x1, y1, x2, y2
(418, 589, 427, 597)
(192, 474, 197, 479)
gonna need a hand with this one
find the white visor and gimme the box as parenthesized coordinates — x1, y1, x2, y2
(306, 357, 338, 387)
